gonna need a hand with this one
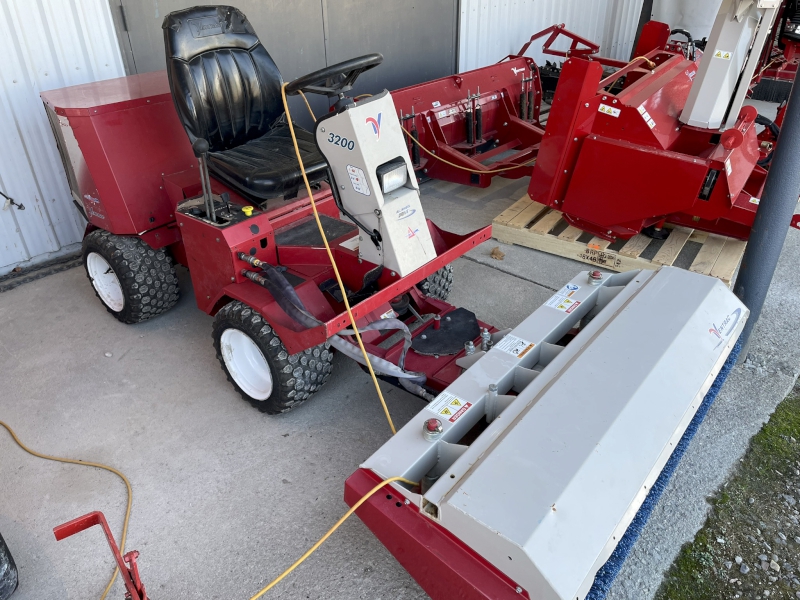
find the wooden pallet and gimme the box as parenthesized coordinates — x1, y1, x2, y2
(492, 197, 747, 286)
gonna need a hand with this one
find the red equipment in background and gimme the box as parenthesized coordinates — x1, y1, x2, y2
(751, 0, 800, 102)
(528, 22, 770, 242)
(390, 25, 621, 188)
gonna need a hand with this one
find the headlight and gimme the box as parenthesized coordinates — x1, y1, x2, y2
(376, 158, 408, 194)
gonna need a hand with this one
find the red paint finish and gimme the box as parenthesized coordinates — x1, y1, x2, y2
(529, 47, 766, 241)
(42, 71, 195, 237)
(392, 57, 544, 188)
(54, 511, 148, 600)
(345, 469, 529, 600)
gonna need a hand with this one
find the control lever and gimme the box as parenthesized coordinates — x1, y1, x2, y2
(192, 138, 215, 222)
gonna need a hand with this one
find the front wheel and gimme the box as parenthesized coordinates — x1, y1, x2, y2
(212, 301, 334, 414)
(416, 264, 454, 301)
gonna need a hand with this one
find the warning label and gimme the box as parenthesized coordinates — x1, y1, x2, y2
(713, 49, 733, 61)
(638, 105, 657, 129)
(545, 294, 581, 314)
(598, 104, 621, 118)
(494, 334, 536, 359)
(555, 283, 581, 298)
(426, 392, 473, 423)
(347, 165, 371, 196)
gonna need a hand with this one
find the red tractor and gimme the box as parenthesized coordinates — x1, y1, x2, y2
(42, 5, 493, 415)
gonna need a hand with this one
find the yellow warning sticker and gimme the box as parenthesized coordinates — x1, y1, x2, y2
(714, 49, 733, 61)
(598, 103, 621, 118)
(426, 392, 475, 423)
(750, 198, 761, 205)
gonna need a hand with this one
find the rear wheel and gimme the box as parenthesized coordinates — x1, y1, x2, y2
(417, 264, 454, 301)
(212, 301, 334, 414)
(82, 230, 180, 324)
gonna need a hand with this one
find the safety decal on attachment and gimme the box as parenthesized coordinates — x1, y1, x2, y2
(380, 309, 396, 320)
(555, 283, 581, 298)
(346, 165, 371, 196)
(545, 293, 581, 314)
(638, 105, 657, 129)
(713, 49, 733, 61)
(599, 104, 621, 118)
(339, 235, 360, 251)
(494, 334, 536, 359)
(750, 198, 761, 205)
(437, 107, 459, 119)
(432, 101, 441, 108)
(426, 392, 473, 423)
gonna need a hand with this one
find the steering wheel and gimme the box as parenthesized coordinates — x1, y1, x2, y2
(285, 53, 383, 97)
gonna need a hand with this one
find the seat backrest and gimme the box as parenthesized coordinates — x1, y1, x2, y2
(163, 6, 284, 152)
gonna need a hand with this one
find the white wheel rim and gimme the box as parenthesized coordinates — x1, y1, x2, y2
(220, 328, 274, 400)
(86, 252, 125, 312)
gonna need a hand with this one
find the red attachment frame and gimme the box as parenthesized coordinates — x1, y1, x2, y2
(528, 21, 769, 241)
(54, 512, 147, 600)
(345, 469, 530, 600)
(516, 23, 627, 69)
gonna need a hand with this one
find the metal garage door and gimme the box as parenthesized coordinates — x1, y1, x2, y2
(110, 0, 459, 121)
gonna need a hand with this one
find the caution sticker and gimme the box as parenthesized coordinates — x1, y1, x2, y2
(545, 294, 581, 314)
(347, 165, 371, 196)
(339, 235, 360, 251)
(555, 283, 581, 298)
(380, 309, 396, 320)
(598, 104, 621, 118)
(713, 49, 733, 61)
(638, 105, 656, 129)
(426, 392, 473, 423)
(494, 334, 536, 359)
(750, 198, 761, 205)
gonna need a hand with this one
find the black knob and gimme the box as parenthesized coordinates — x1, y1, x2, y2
(192, 138, 210, 157)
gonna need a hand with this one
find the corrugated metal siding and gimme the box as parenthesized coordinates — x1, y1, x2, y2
(459, 0, 645, 72)
(0, 0, 125, 275)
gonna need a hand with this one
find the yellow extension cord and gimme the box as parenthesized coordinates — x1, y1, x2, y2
(0, 420, 132, 600)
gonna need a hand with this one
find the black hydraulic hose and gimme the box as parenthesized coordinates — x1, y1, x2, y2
(756, 114, 780, 166)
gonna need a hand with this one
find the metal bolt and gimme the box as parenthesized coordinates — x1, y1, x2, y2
(612, 99, 618, 104)
(216, 238, 220, 242)
(574, 137, 578, 142)
(585, 103, 590, 108)
(230, 277, 235, 282)
(422, 418, 443, 441)
(404, 499, 410, 505)
(340, 184, 346, 190)
(421, 334, 427, 340)
(564, 169, 568, 174)
(446, 316, 451, 321)
(390, 271, 396, 277)
(588, 270, 603, 285)
(465, 340, 475, 355)
(321, 127, 325, 132)
(179, 223, 183, 227)
(481, 328, 491, 351)
(515, 586, 523, 594)
(602, 96, 607, 100)
(433, 354, 439, 359)
(503, 122, 508, 126)
(423, 169, 428, 174)
(488, 383, 498, 393)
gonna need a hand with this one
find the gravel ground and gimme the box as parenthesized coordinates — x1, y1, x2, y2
(656, 386, 800, 600)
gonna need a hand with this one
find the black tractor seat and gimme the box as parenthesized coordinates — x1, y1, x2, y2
(208, 120, 327, 200)
(163, 5, 327, 201)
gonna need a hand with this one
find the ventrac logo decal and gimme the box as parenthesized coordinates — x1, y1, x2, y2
(366, 113, 382, 139)
(709, 308, 742, 349)
(512, 67, 526, 75)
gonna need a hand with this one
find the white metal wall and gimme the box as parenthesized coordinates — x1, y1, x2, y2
(652, 0, 723, 40)
(459, 0, 646, 72)
(0, 0, 125, 276)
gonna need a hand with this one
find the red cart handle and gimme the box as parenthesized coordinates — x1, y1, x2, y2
(54, 511, 147, 600)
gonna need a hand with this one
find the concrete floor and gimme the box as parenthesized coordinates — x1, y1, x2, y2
(1, 177, 798, 600)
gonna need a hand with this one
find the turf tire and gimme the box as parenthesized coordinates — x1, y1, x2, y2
(416, 264, 454, 301)
(82, 230, 179, 324)
(212, 301, 334, 414)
